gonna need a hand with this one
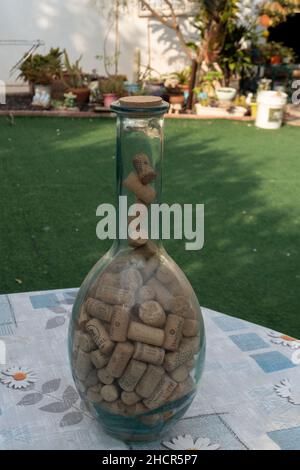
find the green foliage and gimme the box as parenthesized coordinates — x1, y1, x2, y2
(260, 0, 300, 26)
(259, 41, 296, 63)
(173, 67, 192, 86)
(62, 50, 86, 89)
(99, 75, 126, 95)
(18, 48, 63, 85)
(219, 23, 253, 83)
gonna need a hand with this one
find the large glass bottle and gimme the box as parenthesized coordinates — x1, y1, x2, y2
(69, 96, 205, 442)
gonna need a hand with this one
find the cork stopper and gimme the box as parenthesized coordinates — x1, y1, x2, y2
(119, 96, 163, 108)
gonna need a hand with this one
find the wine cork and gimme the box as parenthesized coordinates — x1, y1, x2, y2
(136, 365, 165, 399)
(143, 375, 178, 410)
(170, 365, 189, 383)
(101, 384, 119, 402)
(101, 399, 126, 415)
(78, 332, 97, 353)
(142, 256, 160, 281)
(90, 349, 110, 369)
(78, 305, 89, 329)
(102, 269, 143, 291)
(100, 272, 121, 288)
(183, 319, 200, 337)
(74, 378, 86, 394)
(75, 348, 92, 381)
(170, 296, 197, 319)
(127, 321, 165, 347)
(85, 369, 99, 387)
(181, 336, 200, 354)
(85, 298, 114, 323)
(129, 252, 146, 269)
(147, 278, 173, 311)
(139, 301, 166, 328)
(108, 258, 130, 273)
(110, 306, 130, 342)
(136, 240, 158, 259)
(137, 285, 155, 304)
(86, 319, 114, 354)
(97, 367, 114, 385)
(73, 330, 81, 350)
(128, 221, 148, 248)
(121, 391, 141, 406)
(163, 314, 184, 351)
(139, 413, 161, 426)
(134, 402, 148, 415)
(96, 284, 135, 307)
(170, 376, 195, 402)
(118, 359, 147, 392)
(168, 279, 184, 296)
(156, 265, 176, 285)
(87, 384, 103, 403)
(133, 153, 156, 184)
(88, 281, 98, 298)
(121, 267, 143, 290)
(164, 340, 198, 372)
(106, 342, 134, 378)
(186, 358, 196, 370)
(133, 342, 165, 366)
(123, 171, 156, 204)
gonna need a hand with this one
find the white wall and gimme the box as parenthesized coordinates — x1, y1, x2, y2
(0, 0, 191, 87)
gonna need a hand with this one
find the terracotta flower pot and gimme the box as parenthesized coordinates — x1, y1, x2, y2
(69, 87, 90, 104)
(103, 93, 118, 109)
(169, 94, 185, 106)
(270, 55, 282, 65)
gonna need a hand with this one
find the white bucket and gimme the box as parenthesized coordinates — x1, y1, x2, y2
(255, 91, 287, 130)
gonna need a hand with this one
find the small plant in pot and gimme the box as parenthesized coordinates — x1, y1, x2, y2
(62, 50, 90, 104)
(18, 48, 62, 108)
(164, 74, 185, 106)
(260, 42, 295, 66)
(143, 76, 165, 97)
(99, 75, 126, 108)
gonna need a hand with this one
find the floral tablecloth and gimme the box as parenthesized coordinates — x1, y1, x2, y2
(1, 288, 300, 450)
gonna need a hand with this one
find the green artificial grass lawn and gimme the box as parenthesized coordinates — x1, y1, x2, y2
(0, 116, 299, 336)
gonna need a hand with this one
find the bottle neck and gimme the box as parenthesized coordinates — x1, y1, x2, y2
(114, 113, 165, 251)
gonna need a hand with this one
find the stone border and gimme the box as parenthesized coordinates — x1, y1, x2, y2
(0, 109, 255, 122)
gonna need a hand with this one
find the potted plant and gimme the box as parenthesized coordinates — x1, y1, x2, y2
(164, 74, 185, 106)
(62, 50, 90, 104)
(18, 48, 62, 107)
(99, 75, 126, 108)
(143, 76, 165, 97)
(260, 42, 295, 66)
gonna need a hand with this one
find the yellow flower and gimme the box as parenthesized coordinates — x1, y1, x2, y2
(262, 30, 270, 38)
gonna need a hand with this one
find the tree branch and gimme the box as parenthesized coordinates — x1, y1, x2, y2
(140, 0, 173, 28)
(141, 0, 194, 61)
(163, 0, 177, 27)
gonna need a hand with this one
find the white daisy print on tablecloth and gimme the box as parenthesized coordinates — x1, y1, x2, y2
(274, 379, 300, 405)
(268, 331, 300, 349)
(163, 434, 220, 451)
(0, 366, 37, 389)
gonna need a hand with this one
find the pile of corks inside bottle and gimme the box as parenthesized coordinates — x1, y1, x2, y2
(72, 153, 202, 420)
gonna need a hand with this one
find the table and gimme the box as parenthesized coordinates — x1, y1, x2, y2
(1, 288, 300, 450)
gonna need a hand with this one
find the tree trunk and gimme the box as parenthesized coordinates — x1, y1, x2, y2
(187, 59, 198, 111)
